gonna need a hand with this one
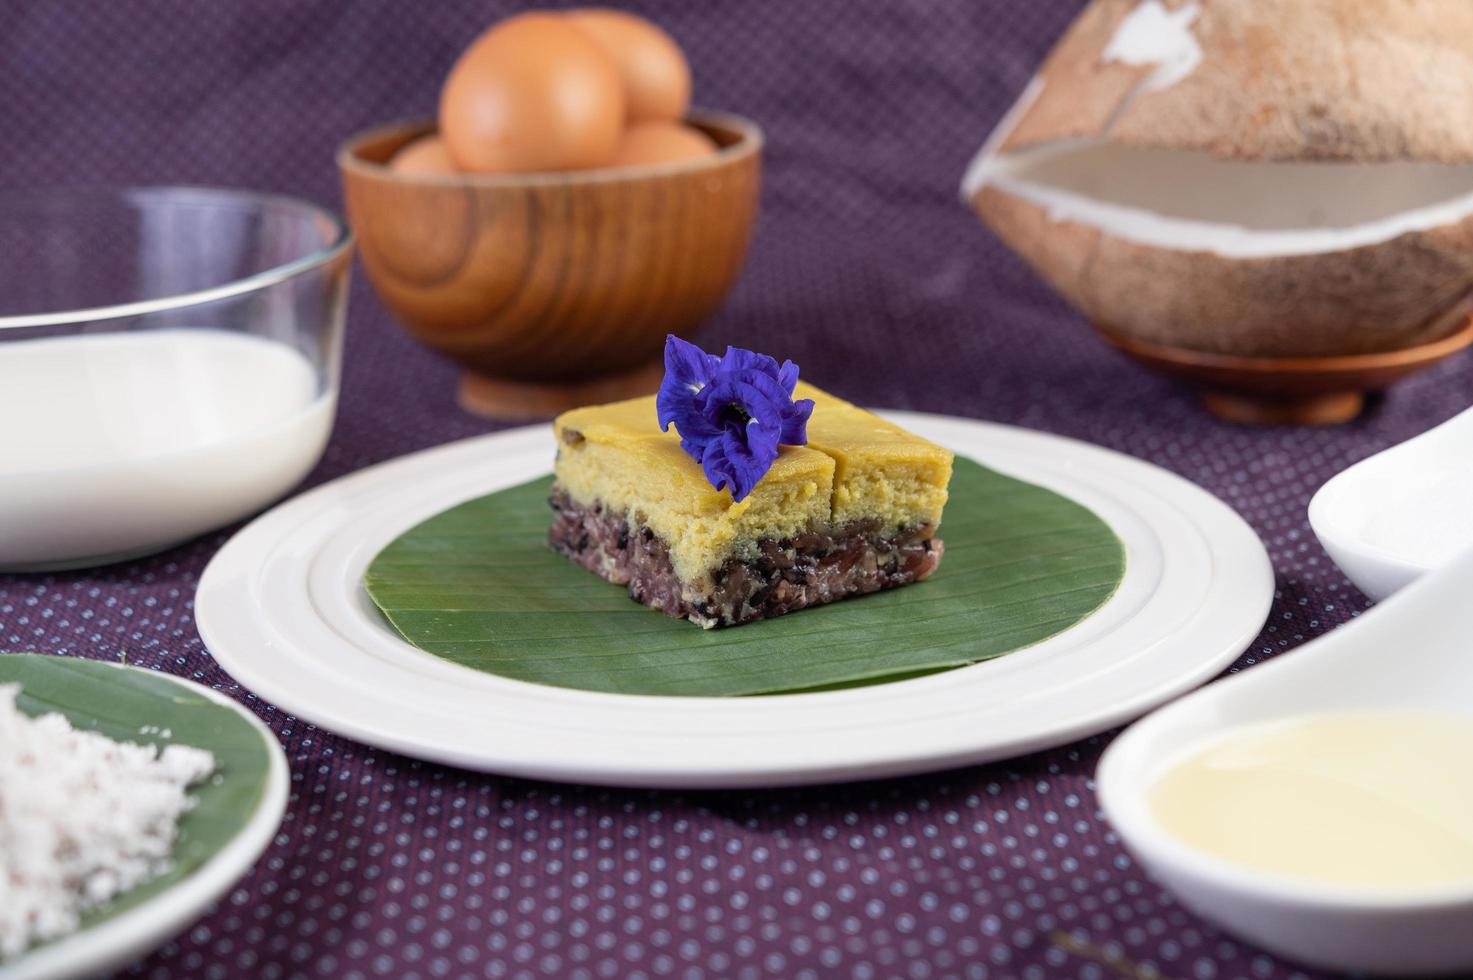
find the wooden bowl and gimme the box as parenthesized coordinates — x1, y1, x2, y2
(339, 112, 762, 419)
(1093, 294, 1473, 425)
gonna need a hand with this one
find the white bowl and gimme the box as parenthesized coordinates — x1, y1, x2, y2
(1309, 405, 1473, 600)
(0, 187, 353, 571)
(1098, 543, 1473, 975)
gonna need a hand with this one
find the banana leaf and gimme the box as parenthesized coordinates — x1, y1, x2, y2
(365, 457, 1125, 696)
(0, 653, 272, 951)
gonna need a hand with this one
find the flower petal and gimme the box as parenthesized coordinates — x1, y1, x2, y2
(656, 335, 720, 431)
(699, 436, 735, 498)
(780, 397, 814, 446)
(705, 427, 776, 502)
(720, 345, 781, 380)
(777, 359, 800, 395)
(667, 335, 719, 387)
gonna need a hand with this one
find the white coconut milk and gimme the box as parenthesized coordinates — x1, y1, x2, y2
(0, 329, 334, 569)
(1152, 712, 1473, 891)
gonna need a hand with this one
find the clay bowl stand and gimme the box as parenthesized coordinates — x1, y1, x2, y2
(1095, 298, 1473, 425)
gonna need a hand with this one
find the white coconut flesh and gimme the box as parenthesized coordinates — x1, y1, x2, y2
(1099, 0, 1201, 92)
(963, 0, 1473, 261)
(966, 141, 1473, 261)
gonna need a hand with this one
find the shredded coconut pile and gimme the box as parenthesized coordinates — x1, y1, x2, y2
(0, 683, 215, 960)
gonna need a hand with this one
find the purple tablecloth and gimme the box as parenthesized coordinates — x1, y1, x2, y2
(5, 2, 1465, 977)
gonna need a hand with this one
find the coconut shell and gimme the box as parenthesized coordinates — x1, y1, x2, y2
(1003, 0, 1473, 164)
(974, 186, 1473, 357)
(969, 0, 1473, 358)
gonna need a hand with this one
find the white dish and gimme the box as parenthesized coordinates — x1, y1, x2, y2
(8, 666, 289, 980)
(1098, 543, 1473, 976)
(1309, 403, 1473, 601)
(196, 412, 1273, 789)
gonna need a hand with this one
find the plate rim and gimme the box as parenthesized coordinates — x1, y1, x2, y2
(3, 657, 290, 980)
(197, 412, 1273, 788)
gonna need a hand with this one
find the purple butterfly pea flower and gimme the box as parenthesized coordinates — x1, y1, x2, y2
(655, 335, 815, 502)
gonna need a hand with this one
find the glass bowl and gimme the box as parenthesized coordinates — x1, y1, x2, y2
(0, 187, 353, 571)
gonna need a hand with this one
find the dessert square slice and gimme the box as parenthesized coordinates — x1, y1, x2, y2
(549, 384, 953, 628)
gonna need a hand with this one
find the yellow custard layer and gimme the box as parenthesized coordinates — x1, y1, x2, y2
(795, 382, 953, 531)
(552, 384, 953, 586)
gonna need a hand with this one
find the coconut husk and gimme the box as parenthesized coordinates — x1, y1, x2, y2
(968, 0, 1473, 357)
(975, 186, 1473, 356)
(1003, 0, 1473, 164)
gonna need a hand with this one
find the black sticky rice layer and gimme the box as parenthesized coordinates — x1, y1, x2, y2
(547, 487, 944, 628)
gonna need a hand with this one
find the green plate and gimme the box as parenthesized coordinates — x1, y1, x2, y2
(364, 456, 1126, 696)
(0, 653, 277, 962)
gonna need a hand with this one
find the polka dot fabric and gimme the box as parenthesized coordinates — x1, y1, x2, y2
(2, 1, 1463, 976)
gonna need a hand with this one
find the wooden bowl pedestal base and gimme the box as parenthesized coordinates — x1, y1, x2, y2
(458, 361, 665, 421)
(1095, 313, 1473, 425)
(1198, 389, 1365, 426)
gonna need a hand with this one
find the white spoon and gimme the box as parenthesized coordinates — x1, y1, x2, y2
(1310, 403, 1473, 601)
(1097, 542, 1473, 976)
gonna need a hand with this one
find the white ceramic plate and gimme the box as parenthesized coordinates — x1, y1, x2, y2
(8, 667, 289, 980)
(196, 413, 1272, 789)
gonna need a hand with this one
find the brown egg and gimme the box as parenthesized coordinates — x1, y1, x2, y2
(389, 135, 456, 176)
(610, 122, 717, 168)
(565, 9, 691, 123)
(439, 13, 625, 173)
